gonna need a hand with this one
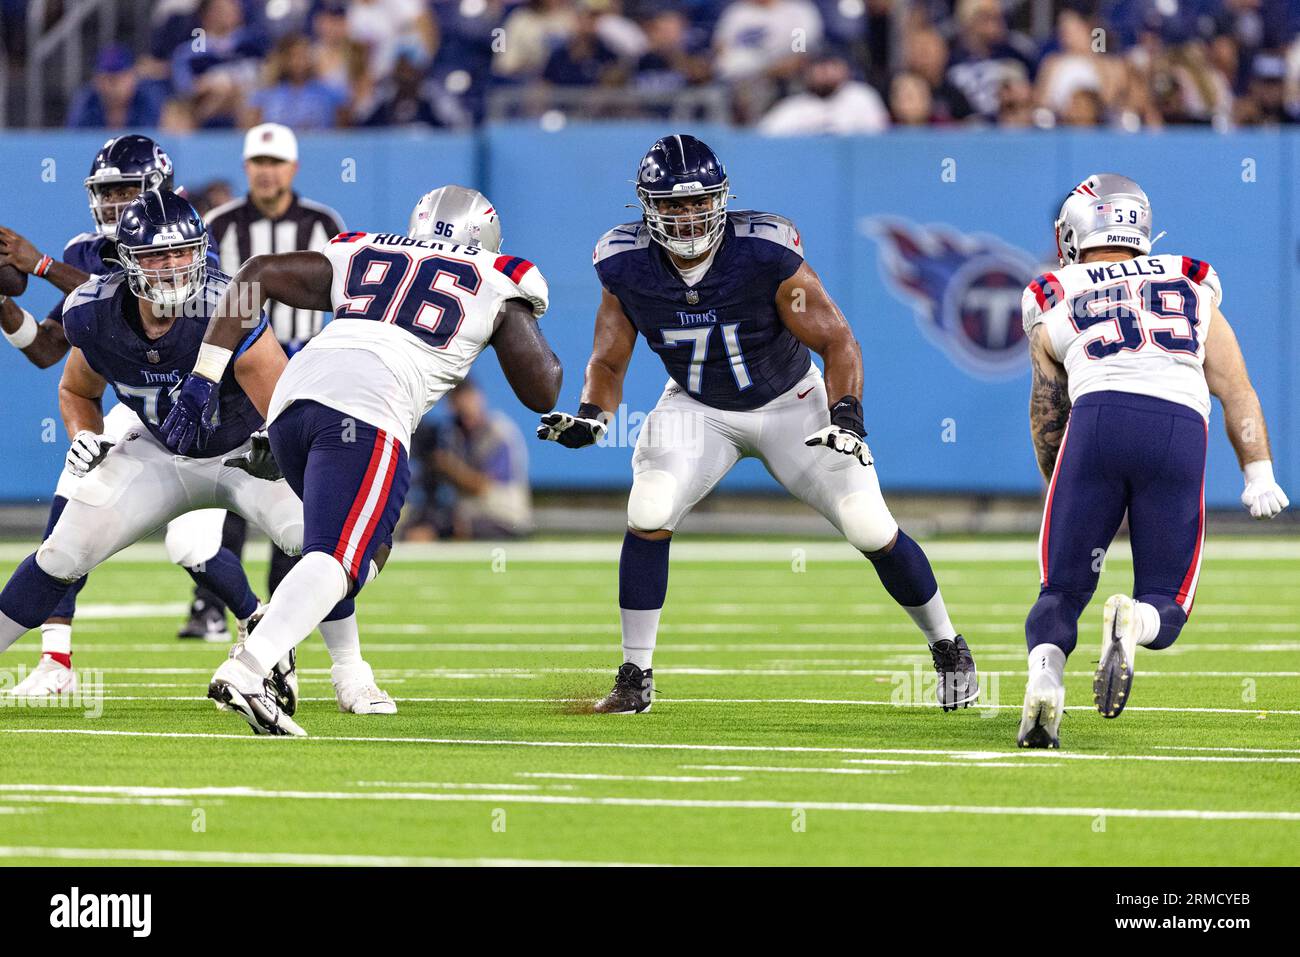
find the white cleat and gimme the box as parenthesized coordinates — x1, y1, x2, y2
(1095, 594, 1138, 718)
(236, 600, 268, 642)
(332, 661, 397, 715)
(1017, 671, 1065, 749)
(5, 655, 76, 698)
(208, 650, 306, 736)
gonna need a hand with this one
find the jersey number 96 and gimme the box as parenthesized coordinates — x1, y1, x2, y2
(335, 247, 481, 348)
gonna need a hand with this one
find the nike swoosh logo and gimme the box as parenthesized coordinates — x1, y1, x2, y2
(797, 388, 814, 399)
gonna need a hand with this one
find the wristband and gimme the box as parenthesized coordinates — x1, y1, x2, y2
(578, 401, 609, 424)
(193, 342, 234, 382)
(33, 255, 54, 277)
(830, 395, 866, 437)
(1243, 460, 1275, 485)
(2, 308, 38, 349)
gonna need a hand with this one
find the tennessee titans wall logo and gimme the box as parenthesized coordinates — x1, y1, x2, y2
(868, 218, 1038, 380)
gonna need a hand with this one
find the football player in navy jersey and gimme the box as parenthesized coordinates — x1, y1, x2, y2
(0, 190, 391, 726)
(539, 134, 979, 714)
(0, 136, 236, 697)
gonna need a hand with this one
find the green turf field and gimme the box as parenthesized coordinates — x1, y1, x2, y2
(0, 536, 1297, 867)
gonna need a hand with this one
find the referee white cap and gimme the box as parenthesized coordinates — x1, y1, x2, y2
(243, 123, 298, 163)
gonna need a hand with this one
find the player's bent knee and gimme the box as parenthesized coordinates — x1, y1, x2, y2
(836, 492, 898, 554)
(164, 525, 219, 569)
(627, 469, 678, 533)
(299, 548, 351, 592)
(36, 538, 91, 583)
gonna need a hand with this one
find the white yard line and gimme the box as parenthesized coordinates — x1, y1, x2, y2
(0, 845, 661, 867)
(515, 772, 746, 783)
(681, 762, 1046, 772)
(0, 783, 1292, 822)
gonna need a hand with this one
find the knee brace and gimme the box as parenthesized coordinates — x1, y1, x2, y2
(165, 524, 220, 569)
(36, 537, 89, 583)
(1025, 588, 1091, 656)
(627, 469, 678, 533)
(837, 491, 898, 554)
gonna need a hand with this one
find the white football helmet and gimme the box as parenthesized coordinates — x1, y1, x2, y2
(408, 185, 501, 252)
(1054, 173, 1153, 266)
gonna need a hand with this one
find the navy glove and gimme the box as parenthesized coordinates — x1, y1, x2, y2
(162, 373, 219, 454)
(537, 402, 609, 449)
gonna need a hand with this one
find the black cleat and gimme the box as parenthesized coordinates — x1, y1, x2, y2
(269, 647, 298, 716)
(593, 662, 654, 714)
(178, 599, 230, 642)
(930, 635, 979, 711)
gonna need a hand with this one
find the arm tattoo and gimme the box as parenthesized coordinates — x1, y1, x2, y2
(1030, 362, 1071, 480)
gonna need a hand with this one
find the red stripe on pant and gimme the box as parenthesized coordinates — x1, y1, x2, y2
(1174, 423, 1209, 613)
(333, 432, 389, 573)
(346, 436, 398, 579)
(1038, 418, 1073, 586)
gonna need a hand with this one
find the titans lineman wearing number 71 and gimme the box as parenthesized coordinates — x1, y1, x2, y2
(538, 134, 979, 713)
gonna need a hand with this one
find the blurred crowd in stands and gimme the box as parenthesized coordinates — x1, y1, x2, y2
(22, 0, 1300, 131)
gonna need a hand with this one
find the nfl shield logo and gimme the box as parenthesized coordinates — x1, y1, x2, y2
(145, 349, 161, 364)
(685, 289, 699, 305)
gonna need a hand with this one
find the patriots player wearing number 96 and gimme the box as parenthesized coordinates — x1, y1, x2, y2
(1018, 173, 1289, 749)
(538, 134, 978, 714)
(161, 185, 562, 735)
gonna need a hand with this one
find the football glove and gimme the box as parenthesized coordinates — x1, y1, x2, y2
(162, 373, 220, 455)
(223, 431, 281, 481)
(537, 403, 608, 449)
(805, 425, 873, 466)
(1241, 460, 1289, 520)
(65, 430, 114, 477)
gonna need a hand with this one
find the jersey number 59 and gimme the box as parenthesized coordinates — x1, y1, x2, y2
(1068, 277, 1201, 360)
(335, 248, 481, 348)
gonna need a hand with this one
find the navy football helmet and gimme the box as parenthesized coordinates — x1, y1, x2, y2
(116, 189, 208, 307)
(635, 134, 730, 259)
(85, 134, 176, 236)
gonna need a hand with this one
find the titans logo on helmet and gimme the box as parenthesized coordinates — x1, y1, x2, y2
(868, 218, 1038, 380)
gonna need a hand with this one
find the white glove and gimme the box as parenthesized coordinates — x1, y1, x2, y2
(804, 425, 873, 466)
(1241, 460, 1289, 520)
(66, 430, 114, 478)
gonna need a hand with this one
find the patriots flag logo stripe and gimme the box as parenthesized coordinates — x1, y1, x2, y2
(868, 217, 1039, 380)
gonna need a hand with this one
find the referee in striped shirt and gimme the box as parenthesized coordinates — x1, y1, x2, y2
(179, 122, 346, 639)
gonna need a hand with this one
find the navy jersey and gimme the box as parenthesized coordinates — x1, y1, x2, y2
(594, 210, 810, 411)
(61, 269, 269, 458)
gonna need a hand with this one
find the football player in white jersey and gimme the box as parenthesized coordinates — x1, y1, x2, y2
(1018, 173, 1289, 748)
(161, 185, 562, 735)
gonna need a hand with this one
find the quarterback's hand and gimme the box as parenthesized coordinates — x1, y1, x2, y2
(65, 430, 114, 477)
(223, 431, 281, 481)
(162, 373, 220, 454)
(805, 425, 873, 466)
(537, 403, 608, 449)
(0, 226, 40, 273)
(1241, 461, 1289, 520)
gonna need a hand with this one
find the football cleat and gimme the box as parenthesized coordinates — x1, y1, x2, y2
(208, 652, 306, 737)
(236, 600, 267, 643)
(5, 655, 76, 698)
(930, 635, 979, 710)
(1017, 672, 1065, 749)
(178, 599, 230, 642)
(270, 647, 299, 716)
(1094, 594, 1138, 719)
(332, 661, 396, 715)
(593, 662, 654, 714)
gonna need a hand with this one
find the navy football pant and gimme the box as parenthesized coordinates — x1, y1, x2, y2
(1027, 391, 1207, 657)
(269, 400, 410, 602)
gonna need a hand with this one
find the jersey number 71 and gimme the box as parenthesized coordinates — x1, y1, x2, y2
(335, 247, 481, 348)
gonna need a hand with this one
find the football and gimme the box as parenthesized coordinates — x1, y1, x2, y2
(0, 262, 26, 297)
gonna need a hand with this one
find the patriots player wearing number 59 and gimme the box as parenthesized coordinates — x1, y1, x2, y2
(161, 185, 562, 735)
(1018, 173, 1289, 749)
(538, 135, 978, 714)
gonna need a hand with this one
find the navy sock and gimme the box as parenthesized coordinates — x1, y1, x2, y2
(323, 597, 356, 622)
(1137, 594, 1188, 650)
(619, 530, 670, 610)
(867, 530, 938, 607)
(43, 496, 85, 620)
(183, 547, 258, 621)
(0, 554, 74, 631)
(1025, 587, 1091, 657)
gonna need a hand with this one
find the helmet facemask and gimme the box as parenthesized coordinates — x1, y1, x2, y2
(119, 235, 208, 308)
(638, 181, 729, 259)
(85, 169, 166, 236)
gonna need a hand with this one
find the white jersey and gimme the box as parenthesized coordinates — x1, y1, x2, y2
(267, 232, 548, 448)
(1022, 253, 1222, 419)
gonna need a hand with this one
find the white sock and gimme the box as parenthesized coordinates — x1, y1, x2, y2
(319, 614, 362, 668)
(620, 607, 660, 670)
(41, 623, 72, 656)
(905, 590, 958, 646)
(1027, 644, 1066, 685)
(1133, 601, 1161, 647)
(243, 553, 349, 674)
